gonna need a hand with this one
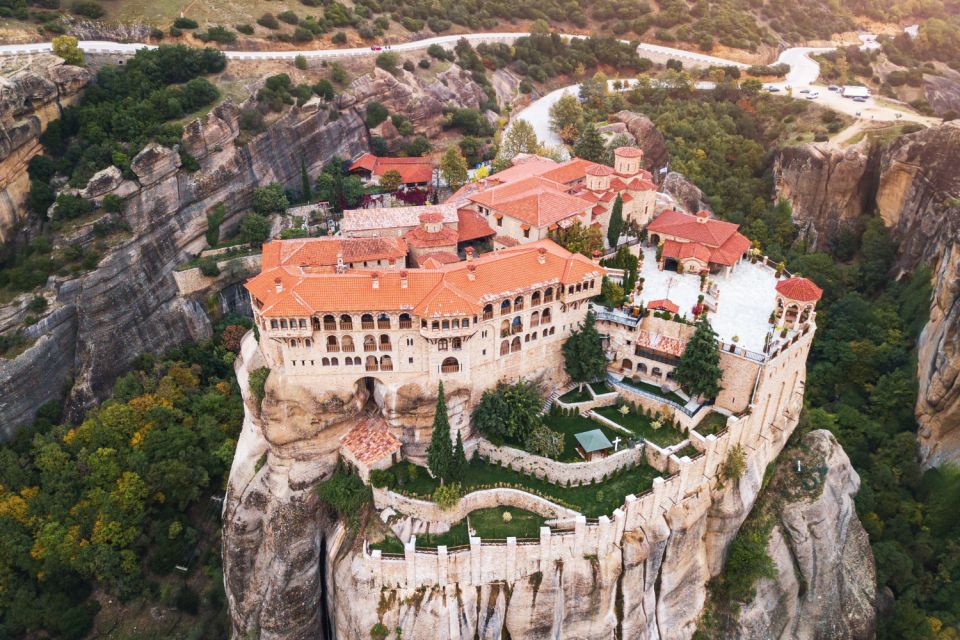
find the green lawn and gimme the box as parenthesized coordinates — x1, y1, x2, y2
(558, 386, 592, 403)
(594, 405, 685, 448)
(383, 458, 658, 518)
(622, 377, 688, 405)
(541, 413, 626, 462)
(588, 381, 614, 395)
(369, 507, 546, 552)
(693, 412, 728, 436)
(675, 444, 700, 459)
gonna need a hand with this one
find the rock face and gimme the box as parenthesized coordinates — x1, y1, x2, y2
(0, 100, 369, 431)
(662, 171, 710, 213)
(773, 122, 960, 468)
(341, 67, 489, 137)
(772, 140, 877, 250)
(923, 70, 960, 118)
(612, 111, 669, 175)
(0, 57, 91, 243)
(735, 430, 876, 640)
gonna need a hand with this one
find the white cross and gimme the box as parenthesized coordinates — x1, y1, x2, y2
(612, 436, 622, 452)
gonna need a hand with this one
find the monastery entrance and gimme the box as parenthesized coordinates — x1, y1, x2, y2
(355, 376, 386, 416)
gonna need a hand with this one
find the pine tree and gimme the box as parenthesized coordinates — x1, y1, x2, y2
(300, 156, 312, 202)
(450, 430, 467, 482)
(573, 123, 605, 163)
(427, 381, 453, 483)
(674, 316, 723, 399)
(562, 312, 607, 390)
(607, 193, 624, 249)
(440, 145, 468, 191)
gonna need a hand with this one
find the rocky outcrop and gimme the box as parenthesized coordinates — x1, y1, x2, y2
(612, 111, 669, 175)
(772, 140, 877, 250)
(734, 430, 876, 640)
(341, 67, 489, 137)
(923, 70, 960, 118)
(0, 57, 90, 243)
(0, 100, 369, 430)
(662, 172, 710, 213)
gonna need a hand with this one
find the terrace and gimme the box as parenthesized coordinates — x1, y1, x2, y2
(370, 506, 547, 553)
(637, 246, 781, 352)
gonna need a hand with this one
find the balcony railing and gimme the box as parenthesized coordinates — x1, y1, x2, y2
(323, 322, 337, 331)
(379, 342, 392, 351)
(378, 321, 391, 330)
(326, 345, 340, 353)
(440, 363, 461, 373)
(399, 320, 413, 329)
(361, 321, 375, 330)
(381, 362, 394, 372)
(366, 363, 378, 372)
(364, 345, 377, 352)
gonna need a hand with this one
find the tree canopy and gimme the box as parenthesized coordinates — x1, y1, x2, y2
(471, 380, 543, 443)
(562, 312, 607, 387)
(426, 382, 453, 483)
(674, 316, 722, 399)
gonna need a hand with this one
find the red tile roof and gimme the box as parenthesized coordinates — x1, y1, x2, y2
(647, 299, 680, 314)
(585, 164, 615, 177)
(635, 328, 686, 356)
(661, 239, 711, 263)
(417, 251, 461, 268)
(776, 277, 823, 302)
(615, 147, 643, 158)
(456, 208, 495, 242)
(348, 153, 433, 184)
(247, 240, 600, 318)
(649, 210, 751, 266)
(341, 415, 401, 466)
(404, 224, 459, 249)
(540, 158, 602, 184)
(261, 237, 407, 269)
(468, 176, 591, 227)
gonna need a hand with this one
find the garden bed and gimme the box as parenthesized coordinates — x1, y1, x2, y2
(369, 507, 546, 552)
(540, 413, 625, 462)
(593, 405, 684, 448)
(621, 377, 688, 405)
(588, 381, 614, 395)
(381, 458, 658, 518)
(693, 411, 728, 437)
(558, 386, 592, 404)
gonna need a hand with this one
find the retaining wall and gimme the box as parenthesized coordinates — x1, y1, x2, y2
(474, 439, 646, 485)
(373, 486, 579, 525)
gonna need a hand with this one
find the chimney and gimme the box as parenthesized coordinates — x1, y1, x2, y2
(537, 247, 546, 264)
(467, 264, 476, 281)
(465, 246, 474, 261)
(336, 251, 345, 273)
(274, 277, 283, 293)
(400, 270, 408, 288)
(372, 272, 380, 289)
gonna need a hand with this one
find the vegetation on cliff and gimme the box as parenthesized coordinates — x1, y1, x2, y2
(0, 316, 249, 639)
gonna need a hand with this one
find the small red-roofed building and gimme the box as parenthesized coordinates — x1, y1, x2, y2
(775, 277, 823, 329)
(647, 209, 752, 275)
(339, 415, 402, 481)
(348, 153, 434, 188)
(404, 213, 460, 263)
(647, 299, 680, 314)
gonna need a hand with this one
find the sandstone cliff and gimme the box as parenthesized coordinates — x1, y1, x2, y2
(612, 111, 669, 176)
(773, 123, 960, 468)
(0, 56, 90, 244)
(0, 100, 368, 432)
(734, 430, 876, 640)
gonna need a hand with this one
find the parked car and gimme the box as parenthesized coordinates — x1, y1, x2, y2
(853, 96, 868, 103)
(806, 91, 820, 99)
(371, 45, 382, 51)
(828, 85, 840, 92)
(799, 88, 810, 94)
(765, 84, 781, 92)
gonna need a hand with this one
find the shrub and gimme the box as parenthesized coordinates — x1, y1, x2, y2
(199, 26, 236, 44)
(198, 256, 221, 277)
(257, 13, 280, 29)
(27, 296, 48, 313)
(71, 0, 105, 18)
(403, 60, 415, 72)
(427, 43, 448, 59)
(249, 366, 270, 404)
(236, 23, 254, 35)
(722, 444, 747, 481)
(365, 101, 389, 127)
(175, 586, 200, 614)
(502, 510, 512, 523)
(173, 17, 198, 29)
(221, 324, 247, 353)
(277, 10, 299, 24)
(295, 54, 308, 70)
(101, 194, 123, 213)
(432, 483, 462, 511)
(332, 31, 347, 44)
(316, 464, 372, 518)
(239, 213, 271, 246)
(293, 27, 313, 42)
(169, 26, 182, 37)
(368, 469, 392, 488)
(418, 58, 430, 69)
(375, 51, 399, 74)
(369, 623, 389, 640)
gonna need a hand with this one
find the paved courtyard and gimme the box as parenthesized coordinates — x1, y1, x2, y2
(636, 247, 779, 352)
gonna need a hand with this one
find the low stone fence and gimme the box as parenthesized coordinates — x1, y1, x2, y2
(474, 439, 646, 486)
(373, 487, 579, 525)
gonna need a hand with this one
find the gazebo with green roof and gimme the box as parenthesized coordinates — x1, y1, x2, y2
(574, 428, 614, 461)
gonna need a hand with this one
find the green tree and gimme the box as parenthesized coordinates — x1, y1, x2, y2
(562, 312, 607, 389)
(239, 213, 271, 246)
(471, 380, 543, 442)
(552, 220, 603, 257)
(300, 157, 312, 201)
(573, 122, 605, 163)
(450, 430, 467, 482)
(494, 119, 540, 169)
(599, 276, 625, 307)
(607, 193, 624, 248)
(427, 382, 453, 483)
(52, 35, 84, 65)
(524, 424, 564, 458)
(440, 145, 468, 190)
(205, 203, 225, 247)
(674, 316, 722, 399)
(378, 169, 403, 192)
(252, 183, 288, 215)
(548, 93, 584, 142)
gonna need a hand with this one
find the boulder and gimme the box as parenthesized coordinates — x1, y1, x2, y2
(612, 111, 669, 174)
(662, 172, 710, 214)
(131, 143, 182, 186)
(80, 165, 124, 199)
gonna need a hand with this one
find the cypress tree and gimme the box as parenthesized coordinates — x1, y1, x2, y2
(427, 382, 453, 483)
(300, 156, 312, 202)
(450, 430, 467, 482)
(562, 312, 607, 390)
(573, 123, 605, 164)
(607, 193, 624, 249)
(674, 316, 723, 399)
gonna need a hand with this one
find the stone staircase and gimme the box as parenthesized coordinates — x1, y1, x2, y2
(542, 385, 570, 414)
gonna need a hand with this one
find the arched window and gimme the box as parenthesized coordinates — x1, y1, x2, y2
(341, 335, 355, 352)
(500, 319, 510, 338)
(399, 313, 412, 328)
(541, 308, 552, 325)
(514, 296, 524, 311)
(289, 339, 298, 348)
(363, 335, 376, 352)
(377, 313, 390, 329)
(531, 331, 537, 340)
(461, 318, 469, 328)
(500, 299, 512, 314)
(280, 319, 288, 329)
(344, 357, 352, 366)
(270, 319, 279, 329)
(637, 363, 648, 374)
(575, 283, 582, 292)
(438, 338, 449, 351)
(326, 336, 339, 352)
(442, 320, 450, 330)
(322, 357, 330, 366)
(361, 314, 375, 329)
(622, 358, 633, 371)
(440, 357, 459, 373)
(312, 317, 321, 331)
(511, 316, 523, 334)
(544, 287, 554, 303)
(380, 355, 393, 371)
(510, 337, 521, 353)
(524, 334, 530, 343)
(304, 338, 312, 348)
(483, 304, 494, 320)
(365, 355, 379, 371)
(530, 311, 540, 327)
(331, 357, 338, 366)
(432, 320, 440, 330)
(379, 334, 391, 350)
(452, 337, 462, 350)
(339, 314, 353, 330)
(500, 340, 510, 356)
(652, 366, 663, 378)
(323, 314, 336, 330)
(531, 291, 541, 307)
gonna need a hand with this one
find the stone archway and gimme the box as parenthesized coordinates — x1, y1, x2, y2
(355, 376, 387, 416)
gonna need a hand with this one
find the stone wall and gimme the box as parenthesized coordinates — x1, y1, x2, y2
(474, 439, 647, 485)
(373, 487, 579, 526)
(172, 254, 262, 297)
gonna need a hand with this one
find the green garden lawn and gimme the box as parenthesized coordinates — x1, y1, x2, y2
(594, 405, 685, 448)
(541, 413, 625, 461)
